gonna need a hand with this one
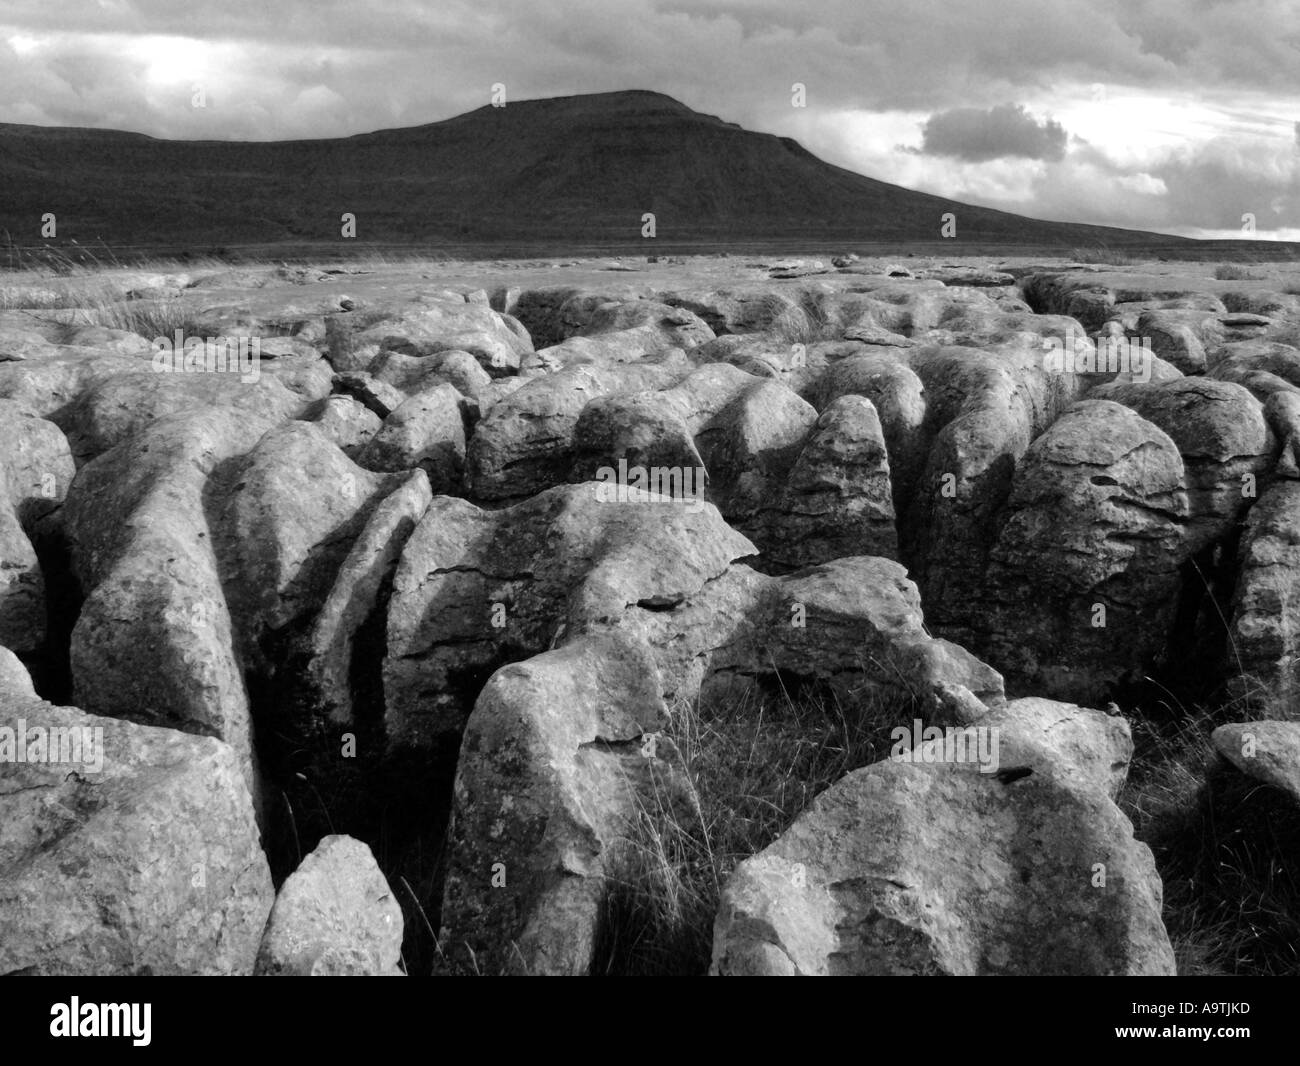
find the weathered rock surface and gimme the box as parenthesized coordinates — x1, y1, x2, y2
(466, 362, 685, 500)
(0, 645, 37, 696)
(439, 633, 698, 974)
(0, 402, 72, 658)
(356, 382, 468, 492)
(215, 421, 403, 664)
(298, 470, 432, 733)
(1211, 721, 1300, 805)
(65, 367, 308, 464)
(1228, 481, 1300, 713)
(711, 699, 1172, 975)
(967, 400, 1189, 702)
(309, 393, 383, 457)
(385, 480, 1004, 749)
(747, 394, 898, 567)
(1088, 378, 1272, 552)
(64, 408, 278, 790)
(0, 692, 273, 976)
(383, 482, 757, 746)
(255, 834, 404, 976)
(702, 556, 1004, 725)
(326, 300, 533, 377)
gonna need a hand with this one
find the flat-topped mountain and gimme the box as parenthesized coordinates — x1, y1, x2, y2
(0, 89, 1201, 251)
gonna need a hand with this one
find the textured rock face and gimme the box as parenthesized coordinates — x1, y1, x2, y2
(0, 350, 155, 424)
(0, 492, 43, 655)
(310, 394, 383, 458)
(356, 383, 469, 493)
(1089, 378, 1272, 552)
(0, 692, 273, 976)
(63, 407, 278, 791)
(968, 400, 1189, 702)
(702, 556, 1004, 724)
(1212, 722, 1300, 805)
(712, 700, 1172, 976)
(1138, 311, 1208, 375)
(328, 300, 533, 377)
(0, 646, 37, 696)
(440, 634, 698, 975)
(1228, 482, 1300, 713)
(65, 367, 310, 464)
(748, 394, 898, 567)
(1266, 390, 1300, 478)
(384, 483, 1004, 751)
(466, 363, 685, 500)
(0, 400, 75, 657)
(298, 470, 432, 733)
(217, 421, 405, 658)
(901, 346, 1047, 615)
(383, 482, 757, 747)
(0, 398, 75, 528)
(255, 835, 404, 976)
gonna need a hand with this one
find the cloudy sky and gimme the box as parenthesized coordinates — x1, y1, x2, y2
(2, 0, 1297, 238)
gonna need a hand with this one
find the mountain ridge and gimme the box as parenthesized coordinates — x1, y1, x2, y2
(0, 89, 1232, 252)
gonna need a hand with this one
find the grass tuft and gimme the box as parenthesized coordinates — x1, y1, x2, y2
(1119, 681, 1300, 975)
(591, 682, 918, 976)
(1213, 263, 1265, 281)
(1069, 246, 1138, 267)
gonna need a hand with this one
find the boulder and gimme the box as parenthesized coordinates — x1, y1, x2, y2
(298, 470, 432, 732)
(1228, 481, 1300, 713)
(1087, 378, 1272, 552)
(383, 482, 756, 746)
(0, 693, 273, 975)
(356, 383, 468, 492)
(65, 367, 305, 464)
(466, 363, 684, 501)
(215, 421, 403, 664)
(745, 395, 898, 567)
(970, 400, 1188, 702)
(64, 408, 278, 791)
(255, 835, 403, 976)
(711, 699, 1172, 975)
(1211, 722, 1300, 805)
(439, 633, 697, 975)
(309, 394, 383, 458)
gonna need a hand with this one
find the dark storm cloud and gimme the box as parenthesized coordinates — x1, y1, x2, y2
(917, 104, 1069, 162)
(3, 0, 1299, 134)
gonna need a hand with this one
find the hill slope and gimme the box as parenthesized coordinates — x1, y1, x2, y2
(0, 89, 1197, 252)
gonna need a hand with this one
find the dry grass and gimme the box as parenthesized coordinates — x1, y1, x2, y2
(591, 661, 1300, 976)
(590, 681, 918, 975)
(1069, 245, 1139, 267)
(1119, 680, 1300, 976)
(0, 285, 220, 342)
(1213, 263, 1266, 281)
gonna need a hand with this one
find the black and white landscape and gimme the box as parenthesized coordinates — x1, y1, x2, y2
(1, 0, 1299, 982)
